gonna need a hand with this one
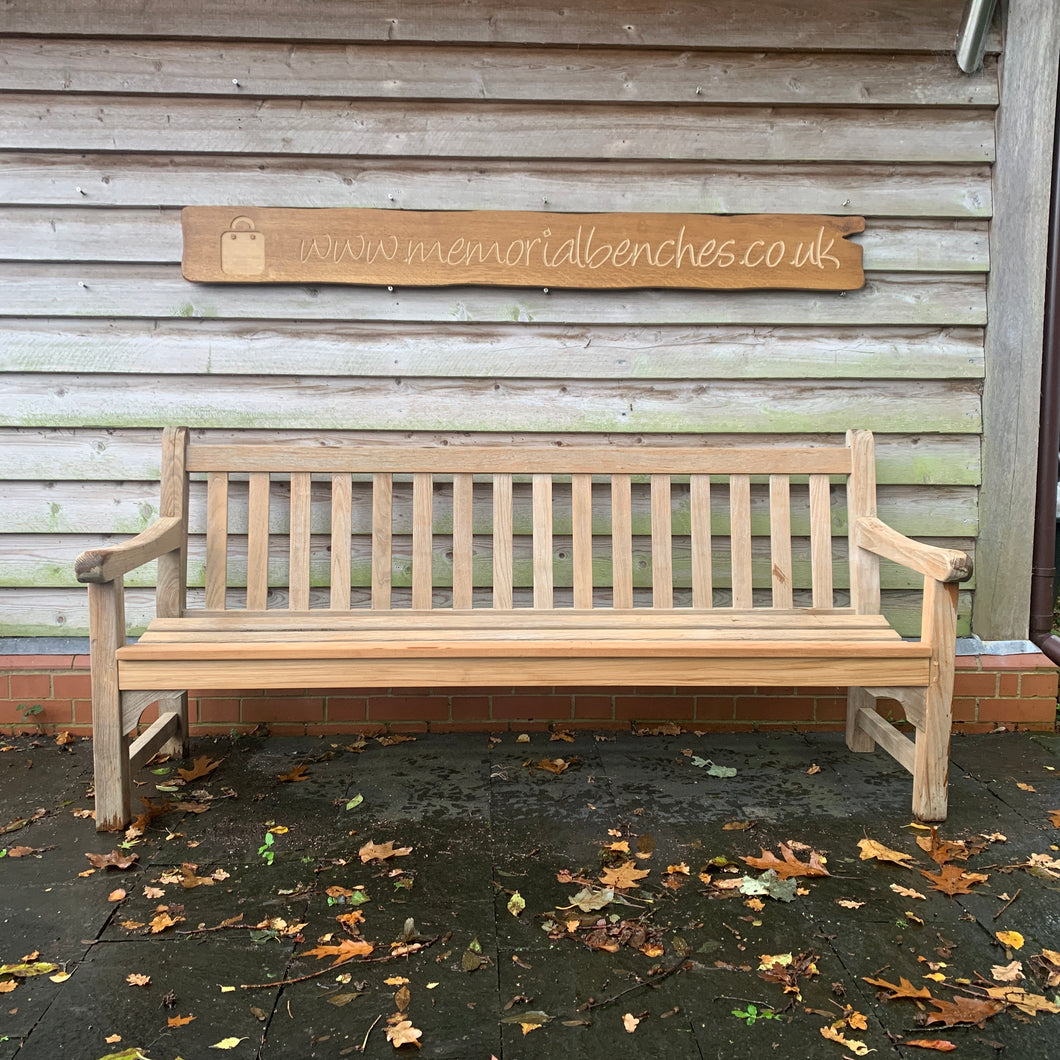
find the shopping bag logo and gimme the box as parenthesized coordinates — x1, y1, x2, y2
(220, 216, 265, 276)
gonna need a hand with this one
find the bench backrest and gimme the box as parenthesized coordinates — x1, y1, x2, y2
(160, 428, 879, 615)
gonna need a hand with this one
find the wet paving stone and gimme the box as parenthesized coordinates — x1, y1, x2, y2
(3, 730, 1060, 1058)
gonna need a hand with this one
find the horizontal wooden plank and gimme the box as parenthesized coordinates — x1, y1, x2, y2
(0, 96, 996, 164)
(0, 428, 983, 485)
(0, 586, 974, 639)
(0, 39, 999, 105)
(0, 321, 986, 380)
(0, 0, 996, 51)
(0, 209, 990, 274)
(2, 532, 974, 592)
(2, 375, 982, 433)
(0, 266, 987, 326)
(0, 155, 993, 218)
(0, 481, 978, 538)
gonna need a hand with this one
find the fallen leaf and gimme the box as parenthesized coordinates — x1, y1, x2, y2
(559, 886, 614, 912)
(179, 863, 216, 889)
(864, 975, 933, 1000)
(300, 938, 374, 967)
(384, 976, 410, 986)
(85, 850, 139, 871)
(903, 1041, 958, 1052)
(385, 1017, 423, 1049)
(0, 982, 17, 993)
(210, 1038, 249, 1050)
(836, 899, 865, 909)
(126, 973, 151, 987)
(177, 755, 223, 782)
(107, 888, 127, 902)
(820, 1023, 869, 1055)
(996, 930, 1025, 950)
(359, 840, 413, 863)
(723, 820, 754, 831)
(55, 730, 76, 745)
(104, 1034, 122, 1044)
(599, 861, 650, 889)
(920, 863, 989, 896)
(0, 961, 59, 979)
(527, 756, 577, 774)
(891, 883, 928, 900)
(143, 886, 165, 899)
(376, 733, 416, 746)
(49, 971, 71, 983)
(149, 910, 184, 933)
(1048, 810, 1060, 828)
(742, 843, 829, 880)
(394, 984, 411, 1011)
(858, 838, 915, 866)
(167, 1013, 196, 1027)
(622, 1012, 640, 1033)
(278, 763, 310, 783)
(1017, 782, 1037, 792)
(984, 985, 1060, 1015)
(806, 763, 821, 775)
(689, 756, 736, 777)
(507, 892, 526, 917)
(926, 995, 1005, 1027)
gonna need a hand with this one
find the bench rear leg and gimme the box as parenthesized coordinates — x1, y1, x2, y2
(88, 581, 132, 831)
(157, 693, 190, 759)
(846, 687, 876, 752)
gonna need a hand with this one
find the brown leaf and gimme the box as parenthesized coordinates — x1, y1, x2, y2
(863, 975, 933, 1000)
(300, 938, 374, 967)
(1017, 782, 1037, 792)
(549, 730, 576, 743)
(903, 1041, 958, 1053)
(0, 981, 17, 994)
(126, 973, 151, 987)
(983, 986, 1060, 1016)
(359, 840, 413, 863)
(277, 763, 310, 783)
(394, 984, 411, 1012)
(919, 863, 989, 896)
(167, 1013, 196, 1028)
(179, 863, 216, 890)
(527, 756, 578, 774)
(107, 888, 127, 902)
(925, 995, 1004, 1027)
(85, 849, 139, 871)
(599, 861, 650, 889)
(891, 883, 927, 900)
(5, 845, 42, 858)
(376, 733, 417, 746)
(742, 843, 830, 880)
(149, 910, 184, 934)
(722, 820, 754, 831)
(384, 1016, 422, 1049)
(176, 755, 223, 782)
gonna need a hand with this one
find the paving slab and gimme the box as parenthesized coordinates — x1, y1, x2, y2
(2, 730, 1060, 1059)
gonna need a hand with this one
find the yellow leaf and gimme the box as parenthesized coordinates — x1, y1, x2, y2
(1017, 782, 1037, 792)
(384, 976, 410, 986)
(520, 1022, 541, 1036)
(925, 972, 947, 982)
(211, 1037, 249, 1050)
(821, 1024, 870, 1055)
(837, 899, 865, 909)
(125, 973, 151, 987)
(49, 972, 71, 983)
(996, 930, 1025, 950)
(857, 838, 915, 865)
(891, 883, 927, 900)
(599, 862, 650, 889)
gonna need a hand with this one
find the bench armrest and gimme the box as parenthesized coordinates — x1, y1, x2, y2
(75, 516, 185, 584)
(853, 516, 972, 583)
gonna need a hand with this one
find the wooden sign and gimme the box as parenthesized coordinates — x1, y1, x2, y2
(181, 208, 864, 291)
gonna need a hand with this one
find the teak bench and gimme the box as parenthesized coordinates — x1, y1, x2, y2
(75, 428, 972, 831)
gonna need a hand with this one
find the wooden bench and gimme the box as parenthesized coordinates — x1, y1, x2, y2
(75, 428, 972, 830)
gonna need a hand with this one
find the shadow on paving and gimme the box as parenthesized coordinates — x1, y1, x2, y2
(0, 729, 1059, 1059)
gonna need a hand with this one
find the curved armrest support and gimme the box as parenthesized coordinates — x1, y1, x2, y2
(854, 517, 973, 584)
(75, 516, 185, 584)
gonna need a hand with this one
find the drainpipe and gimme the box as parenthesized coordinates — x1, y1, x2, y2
(1030, 50, 1060, 665)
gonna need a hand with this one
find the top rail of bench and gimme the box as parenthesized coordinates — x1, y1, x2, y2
(184, 444, 854, 476)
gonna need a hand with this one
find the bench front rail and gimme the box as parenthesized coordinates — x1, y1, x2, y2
(75, 428, 971, 829)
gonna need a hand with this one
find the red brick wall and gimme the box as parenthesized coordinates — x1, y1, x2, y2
(0, 652, 1055, 737)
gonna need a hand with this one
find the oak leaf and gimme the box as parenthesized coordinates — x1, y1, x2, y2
(857, 838, 915, 866)
(177, 755, 223, 782)
(149, 910, 184, 933)
(167, 1014, 196, 1027)
(991, 960, 1024, 982)
(301, 938, 374, 967)
(599, 861, 650, 889)
(891, 883, 927, 900)
(179, 863, 216, 889)
(85, 850, 139, 871)
(925, 995, 1004, 1027)
(277, 763, 310, 783)
(864, 975, 933, 1000)
(742, 843, 829, 880)
(126, 973, 151, 987)
(527, 757, 577, 774)
(820, 1024, 869, 1055)
(984, 986, 1060, 1016)
(359, 840, 413, 863)
(919, 863, 989, 895)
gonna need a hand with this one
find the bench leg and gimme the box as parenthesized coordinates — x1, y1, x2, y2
(845, 687, 876, 752)
(88, 581, 132, 832)
(157, 693, 190, 759)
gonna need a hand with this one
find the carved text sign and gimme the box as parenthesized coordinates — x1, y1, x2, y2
(181, 208, 864, 290)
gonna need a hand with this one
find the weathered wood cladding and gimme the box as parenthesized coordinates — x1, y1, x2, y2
(0, 0, 991, 640)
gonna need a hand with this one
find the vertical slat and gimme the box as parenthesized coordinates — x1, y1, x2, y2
(204, 471, 228, 611)
(611, 474, 633, 609)
(493, 473, 513, 609)
(412, 472, 433, 610)
(371, 472, 392, 610)
(330, 474, 352, 610)
(768, 475, 794, 609)
(846, 429, 881, 615)
(730, 474, 753, 608)
(532, 473, 554, 608)
(156, 426, 188, 619)
(289, 472, 312, 611)
(651, 474, 673, 608)
(246, 472, 270, 611)
(809, 473, 834, 608)
(690, 474, 713, 608)
(452, 473, 474, 609)
(572, 473, 593, 609)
